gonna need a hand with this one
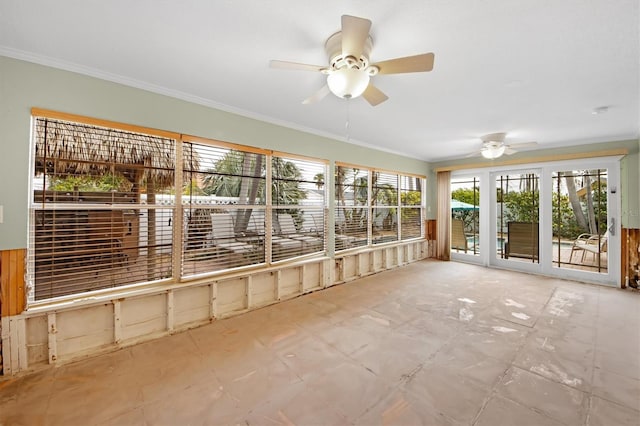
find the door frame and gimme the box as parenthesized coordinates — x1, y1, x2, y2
(451, 156, 622, 286)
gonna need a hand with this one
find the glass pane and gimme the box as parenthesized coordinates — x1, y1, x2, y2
(272, 208, 325, 262)
(496, 172, 539, 263)
(272, 156, 326, 261)
(552, 169, 608, 273)
(33, 118, 176, 204)
(183, 143, 266, 205)
(272, 156, 324, 207)
(180, 142, 268, 275)
(372, 172, 398, 244)
(31, 117, 176, 300)
(181, 207, 266, 276)
(335, 166, 369, 251)
(451, 176, 480, 255)
(401, 207, 421, 239)
(400, 175, 423, 240)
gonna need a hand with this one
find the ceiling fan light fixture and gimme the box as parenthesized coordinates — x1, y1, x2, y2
(481, 142, 506, 159)
(327, 67, 370, 99)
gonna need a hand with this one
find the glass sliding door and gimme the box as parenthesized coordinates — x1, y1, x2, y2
(495, 171, 540, 264)
(552, 169, 608, 273)
(451, 176, 480, 256)
(452, 158, 619, 286)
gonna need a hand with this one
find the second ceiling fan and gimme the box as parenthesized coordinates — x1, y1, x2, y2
(270, 15, 435, 106)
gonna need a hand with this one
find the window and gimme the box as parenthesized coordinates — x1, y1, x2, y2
(400, 175, 424, 240)
(181, 140, 267, 276)
(28, 112, 422, 302)
(372, 171, 399, 245)
(271, 154, 326, 262)
(335, 166, 369, 250)
(30, 117, 176, 300)
(335, 164, 425, 252)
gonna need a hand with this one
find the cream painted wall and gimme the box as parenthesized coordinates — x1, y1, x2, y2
(0, 56, 430, 250)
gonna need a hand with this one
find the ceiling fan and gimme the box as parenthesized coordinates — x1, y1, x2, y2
(270, 15, 435, 106)
(471, 133, 538, 159)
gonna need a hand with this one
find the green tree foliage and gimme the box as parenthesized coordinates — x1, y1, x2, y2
(202, 150, 250, 198)
(272, 157, 307, 206)
(401, 191, 421, 206)
(552, 192, 582, 239)
(503, 190, 539, 223)
(48, 174, 131, 192)
(183, 178, 205, 196)
(313, 173, 325, 190)
(451, 187, 479, 205)
(335, 167, 368, 234)
(202, 151, 307, 229)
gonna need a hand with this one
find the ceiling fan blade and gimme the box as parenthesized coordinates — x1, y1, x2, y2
(270, 60, 325, 72)
(508, 141, 538, 149)
(341, 15, 371, 59)
(302, 85, 331, 105)
(362, 83, 389, 106)
(373, 53, 435, 74)
(481, 132, 507, 143)
(504, 147, 518, 155)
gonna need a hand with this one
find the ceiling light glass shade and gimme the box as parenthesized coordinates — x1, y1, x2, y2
(481, 144, 506, 159)
(327, 68, 370, 99)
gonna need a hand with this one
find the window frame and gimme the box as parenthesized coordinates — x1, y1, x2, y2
(27, 110, 425, 305)
(335, 162, 426, 253)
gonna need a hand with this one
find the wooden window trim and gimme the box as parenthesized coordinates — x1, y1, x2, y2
(31, 108, 180, 140)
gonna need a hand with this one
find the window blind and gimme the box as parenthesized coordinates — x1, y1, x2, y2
(181, 142, 266, 276)
(30, 117, 176, 300)
(271, 155, 326, 262)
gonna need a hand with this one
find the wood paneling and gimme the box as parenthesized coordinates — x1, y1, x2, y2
(622, 228, 640, 289)
(0, 249, 27, 316)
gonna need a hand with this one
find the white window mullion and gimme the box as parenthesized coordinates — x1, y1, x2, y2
(265, 153, 273, 263)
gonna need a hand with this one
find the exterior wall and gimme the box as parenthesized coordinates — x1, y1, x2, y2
(2, 239, 427, 375)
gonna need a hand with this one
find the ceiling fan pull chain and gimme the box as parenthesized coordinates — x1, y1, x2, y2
(345, 99, 351, 141)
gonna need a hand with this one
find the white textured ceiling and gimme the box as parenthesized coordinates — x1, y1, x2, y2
(1, 0, 638, 161)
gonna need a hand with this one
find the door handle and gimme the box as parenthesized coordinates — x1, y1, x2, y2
(608, 218, 615, 236)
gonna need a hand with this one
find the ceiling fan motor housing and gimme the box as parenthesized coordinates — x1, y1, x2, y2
(325, 32, 377, 75)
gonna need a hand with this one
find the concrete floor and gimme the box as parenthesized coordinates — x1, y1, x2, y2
(1, 260, 639, 425)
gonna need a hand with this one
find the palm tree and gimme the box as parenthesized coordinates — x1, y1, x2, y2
(202, 151, 307, 231)
(313, 173, 324, 190)
(202, 150, 266, 232)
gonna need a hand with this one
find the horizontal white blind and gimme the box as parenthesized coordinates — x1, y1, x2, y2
(181, 142, 266, 275)
(30, 118, 176, 300)
(401, 175, 423, 240)
(335, 166, 369, 251)
(272, 156, 326, 261)
(372, 171, 398, 245)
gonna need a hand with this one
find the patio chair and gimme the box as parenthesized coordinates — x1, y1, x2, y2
(275, 213, 323, 250)
(569, 231, 608, 264)
(504, 221, 539, 260)
(209, 213, 257, 255)
(451, 219, 468, 253)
